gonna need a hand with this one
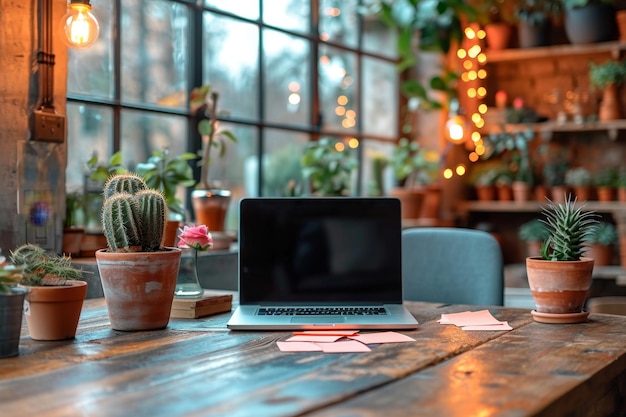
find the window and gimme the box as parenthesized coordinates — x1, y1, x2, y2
(66, 0, 398, 230)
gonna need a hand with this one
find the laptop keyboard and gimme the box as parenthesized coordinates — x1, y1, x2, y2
(257, 307, 388, 316)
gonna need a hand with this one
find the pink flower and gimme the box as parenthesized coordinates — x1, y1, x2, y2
(177, 225, 213, 251)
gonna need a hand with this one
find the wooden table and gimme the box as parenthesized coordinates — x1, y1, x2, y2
(2, 299, 625, 417)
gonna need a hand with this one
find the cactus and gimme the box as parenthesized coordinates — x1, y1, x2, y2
(539, 195, 598, 261)
(103, 172, 147, 200)
(101, 174, 167, 252)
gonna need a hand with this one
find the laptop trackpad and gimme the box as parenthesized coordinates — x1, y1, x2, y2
(290, 316, 346, 324)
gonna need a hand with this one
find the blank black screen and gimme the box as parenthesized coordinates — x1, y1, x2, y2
(238, 198, 402, 305)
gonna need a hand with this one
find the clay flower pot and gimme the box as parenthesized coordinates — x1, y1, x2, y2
(95, 248, 182, 331)
(22, 280, 88, 340)
(526, 256, 594, 322)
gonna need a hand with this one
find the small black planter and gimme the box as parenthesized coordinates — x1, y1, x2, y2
(564, 4, 618, 45)
(0, 287, 28, 358)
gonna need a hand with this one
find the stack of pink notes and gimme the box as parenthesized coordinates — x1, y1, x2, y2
(277, 330, 416, 353)
(438, 309, 512, 331)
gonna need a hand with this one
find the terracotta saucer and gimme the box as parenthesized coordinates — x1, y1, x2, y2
(531, 310, 590, 324)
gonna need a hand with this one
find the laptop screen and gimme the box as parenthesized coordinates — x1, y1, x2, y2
(238, 198, 403, 305)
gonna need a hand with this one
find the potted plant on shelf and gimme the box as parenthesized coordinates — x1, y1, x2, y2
(63, 189, 85, 257)
(518, 218, 550, 257)
(94, 173, 182, 331)
(189, 85, 238, 239)
(586, 220, 618, 266)
(618, 168, 626, 202)
(388, 137, 440, 219)
(0, 257, 28, 358)
(514, 0, 562, 48)
(564, 166, 593, 202)
(562, 0, 618, 45)
(478, 0, 517, 50)
(136, 148, 197, 247)
(9, 244, 87, 340)
(593, 167, 618, 202)
(589, 59, 626, 121)
(526, 195, 598, 323)
(300, 137, 357, 197)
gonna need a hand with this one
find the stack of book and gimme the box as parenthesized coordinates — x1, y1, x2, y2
(170, 290, 233, 319)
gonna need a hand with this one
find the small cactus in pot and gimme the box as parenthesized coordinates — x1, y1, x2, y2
(101, 173, 167, 253)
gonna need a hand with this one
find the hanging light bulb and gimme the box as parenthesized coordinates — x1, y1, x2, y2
(445, 98, 467, 144)
(61, 0, 99, 49)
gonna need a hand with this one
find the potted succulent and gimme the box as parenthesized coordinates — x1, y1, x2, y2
(589, 60, 626, 121)
(301, 137, 357, 197)
(0, 256, 28, 357)
(586, 220, 618, 266)
(94, 173, 182, 331)
(189, 85, 238, 236)
(388, 138, 440, 219)
(9, 244, 87, 340)
(618, 168, 626, 202)
(564, 166, 592, 202)
(518, 218, 550, 257)
(593, 167, 618, 202)
(526, 196, 598, 323)
(514, 0, 562, 48)
(562, 0, 618, 45)
(136, 148, 197, 247)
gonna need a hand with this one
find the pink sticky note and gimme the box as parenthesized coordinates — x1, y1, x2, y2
(349, 331, 416, 344)
(286, 335, 345, 343)
(440, 310, 502, 327)
(292, 330, 359, 336)
(462, 322, 512, 331)
(317, 340, 371, 353)
(277, 341, 323, 352)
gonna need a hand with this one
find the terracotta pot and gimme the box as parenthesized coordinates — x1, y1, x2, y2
(475, 185, 496, 201)
(22, 280, 87, 341)
(512, 181, 531, 202)
(596, 186, 616, 202)
(496, 184, 513, 201)
(618, 10, 626, 42)
(485, 22, 512, 50)
(62, 227, 84, 257)
(534, 185, 550, 202)
(95, 248, 182, 331)
(550, 186, 568, 204)
(162, 220, 180, 247)
(419, 184, 441, 219)
(571, 185, 592, 203)
(526, 241, 543, 258)
(191, 189, 231, 232)
(598, 84, 622, 121)
(526, 256, 594, 315)
(80, 232, 108, 257)
(618, 187, 626, 202)
(0, 287, 28, 358)
(389, 187, 425, 219)
(586, 244, 614, 266)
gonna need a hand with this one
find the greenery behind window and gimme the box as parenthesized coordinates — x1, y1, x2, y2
(66, 0, 399, 231)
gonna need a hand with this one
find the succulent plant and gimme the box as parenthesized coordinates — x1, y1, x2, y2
(539, 196, 598, 261)
(9, 244, 83, 286)
(588, 221, 618, 246)
(101, 174, 167, 252)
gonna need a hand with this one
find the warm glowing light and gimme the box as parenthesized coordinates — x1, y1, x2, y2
(446, 115, 466, 143)
(468, 45, 481, 58)
(443, 169, 453, 179)
(477, 69, 487, 79)
(478, 104, 487, 114)
(345, 109, 356, 119)
(288, 81, 300, 92)
(472, 135, 482, 144)
(467, 88, 477, 98)
(477, 30, 486, 39)
(456, 164, 466, 175)
(335, 106, 346, 116)
(468, 70, 477, 80)
(337, 95, 348, 105)
(61, 1, 100, 49)
(348, 138, 359, 148)
(475, 145, 485, 155)
(471, 113, 482, 124)
(457, 49, 467, 59)
(325, 7, 341, 17)
(464, 27, 476, 39)
(463, 60, 473, 70)
(477, 53, 487, 63)
(461, 72, 470, 82)
(319, 33, 330, 41)
(335, 142, 345, 152)
(469, 152, 479, 162)
(320, 55, 330, 65)
(477, 87, 487, 97)
(342, 118, 356, 128)
(288, 93, 301, 105)
(475, 119, 485, 128)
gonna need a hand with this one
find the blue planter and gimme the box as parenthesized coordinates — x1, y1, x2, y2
(564, 4, 618, 45)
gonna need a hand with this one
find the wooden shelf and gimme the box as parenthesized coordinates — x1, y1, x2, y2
(458, 200, 626, 215)
(482, 119, 626, 137)
(486, 41, 626, 63)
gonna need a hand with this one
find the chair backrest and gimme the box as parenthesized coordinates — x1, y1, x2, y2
(402, 227, 504, 306)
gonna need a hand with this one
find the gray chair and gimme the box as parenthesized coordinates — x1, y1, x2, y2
(402, 227, 504, 306)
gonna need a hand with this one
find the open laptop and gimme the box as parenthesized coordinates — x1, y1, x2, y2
(226, 197, 419, 330)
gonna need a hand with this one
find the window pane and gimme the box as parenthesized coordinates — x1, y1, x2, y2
(361, 139, 394, 196)
(263, 0, 310, 34)
(205, 0, 259, 20)
(263, 30, 311, 127)
(259, 129, 308, 196)
(67, 0, 114, 98)
(362, 57, 398, 138)
(120, 0, 189, 108)
(203, 13, 259, 121)
(319, 0, 358, 48)
(362, 16, 397, 59)
(318, 45, 358, 133)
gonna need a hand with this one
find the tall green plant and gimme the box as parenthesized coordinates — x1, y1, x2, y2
(301, 137, 357, 196)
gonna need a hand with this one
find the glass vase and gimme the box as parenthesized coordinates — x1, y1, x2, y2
(174, 249, 204, 298)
